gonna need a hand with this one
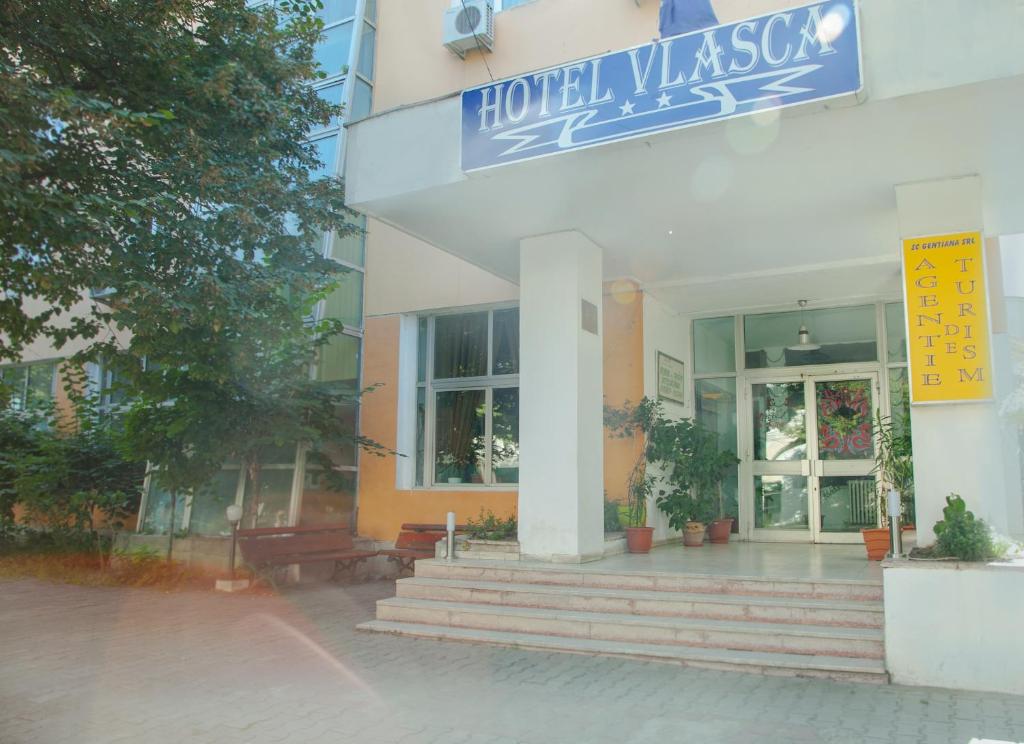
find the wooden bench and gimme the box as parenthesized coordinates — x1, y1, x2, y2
(378, 522, 469, 574)
(237, 524, 377, 584)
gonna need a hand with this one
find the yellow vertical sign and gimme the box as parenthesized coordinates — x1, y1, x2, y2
(902, 231, 993, 403)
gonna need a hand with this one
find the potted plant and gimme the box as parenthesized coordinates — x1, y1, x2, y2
(652, 418, 738, 547)
(606, 399, 738, 550)
(605, 399, 657, 553)
(707, 483, 734, 544)
(865, 408, 914, 560)
(623, 458, 654, 553)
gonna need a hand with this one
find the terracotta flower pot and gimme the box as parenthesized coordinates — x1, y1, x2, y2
(625, 526, 654, 554)
(708, 518, 734, 544)
(683, 521, 706, 547)
(861, 527, 890, 561)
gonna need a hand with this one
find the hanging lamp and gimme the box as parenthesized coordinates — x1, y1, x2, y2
(787, 299, 821, 351)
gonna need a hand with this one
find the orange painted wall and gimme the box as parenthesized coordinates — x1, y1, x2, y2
(357, 315, 517, 542)
(357, 283, 645, 541)
(602, 282, 645, 505)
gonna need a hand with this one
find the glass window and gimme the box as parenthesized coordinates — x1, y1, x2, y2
(434, 312, 488, 379)
(311, 134, 339, 179)
(189, 470, 241, 536)
(141, 483, 187, 535)
(419, 308, 520, 487)
(889, 367, 910, 436)
(752, 382, 807, 461)
(313, 82, 344, 132)
(306, 413, 358, 472)
(314, 20, 354, 74)
(300, 468, 355, 526)
(885, 302, 908, 364)
(351, 78, 372, 120)
(0, 366, 26, 408)
(357, 21, 375, 79)
(695, 377, 738, 522)
(417, 317, 428, 383)
(26, 363, 56, 403)
(1, 361, 56, 410)
(755, 475, 809, 530)
(318, 0, 357, 25)
(318, 333, 361, 389)
(744, 305, 877, 368)
(491, 388, 519, 484)
(259, 443, 298, 465)
(415, 387, 426, 487)
(820, 476, 878, 532)
(492, 308, 519, 375)
(434, 389, 486, 485)
(693, 317, 736, 374)
(329, 213, 365, 266)
(364, 0, 376, 22)
(243, 469, 295, 528)
(815, 379, 874, 461)
(324, 270, 363, 328)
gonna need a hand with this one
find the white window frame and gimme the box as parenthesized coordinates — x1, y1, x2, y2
(416, 304, 519, 490)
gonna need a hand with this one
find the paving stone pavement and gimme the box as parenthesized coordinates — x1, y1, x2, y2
(1, 577, 1023, 744)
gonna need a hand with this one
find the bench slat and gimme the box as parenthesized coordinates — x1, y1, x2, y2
(254, 549, 378, 566)
(237, 523, 351, 538)
(394, 531, 444, 551)
(241, 533, 355, 561)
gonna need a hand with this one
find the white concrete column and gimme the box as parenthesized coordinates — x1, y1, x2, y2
(895, 176, 1012, 544)
(518, 231, 605, 562)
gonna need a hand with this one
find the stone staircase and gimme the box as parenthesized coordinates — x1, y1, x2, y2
(358, 559, 888, 683)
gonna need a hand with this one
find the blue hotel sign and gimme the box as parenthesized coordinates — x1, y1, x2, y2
(461, 0, 861, 171)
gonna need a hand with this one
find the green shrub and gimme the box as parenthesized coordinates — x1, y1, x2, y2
(933, 494, 999, 562)
(466, 509, 517, 541)
(604, 498, 623, 533)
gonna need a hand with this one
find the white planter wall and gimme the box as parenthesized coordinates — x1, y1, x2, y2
(884, 561, 1024, 696)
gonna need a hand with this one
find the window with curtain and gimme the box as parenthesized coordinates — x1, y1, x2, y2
(417, 307, 519, 487)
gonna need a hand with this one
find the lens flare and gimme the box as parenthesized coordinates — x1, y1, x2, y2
(610, 279, 639, 304)
(818, 4, 852, 44)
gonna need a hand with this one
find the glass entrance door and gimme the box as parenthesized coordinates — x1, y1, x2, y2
(748, 374, 879, 543)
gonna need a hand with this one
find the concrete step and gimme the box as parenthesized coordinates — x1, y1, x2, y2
(414, 559, 883, 601)
(358, 620, 890, 684)
(395, 577, 884, 628)
(377, 597, 885, 659)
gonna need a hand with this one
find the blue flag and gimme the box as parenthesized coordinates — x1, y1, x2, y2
(659, 0, 719, 37)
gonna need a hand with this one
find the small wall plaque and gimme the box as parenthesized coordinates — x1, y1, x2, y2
(657, 352, 686, 406)
(581, 299, 599, 335)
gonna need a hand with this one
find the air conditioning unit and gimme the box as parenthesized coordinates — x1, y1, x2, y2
(443, 0, 494, 59)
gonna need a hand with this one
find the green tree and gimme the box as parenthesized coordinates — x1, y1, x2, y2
(7, 373, 145, 563)
(1, 1, 382, 538)
(0, 403, 44, 530)
(1, 0, 349, 358)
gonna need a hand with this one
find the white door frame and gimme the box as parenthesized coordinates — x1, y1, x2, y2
(738, 363, 882, 543)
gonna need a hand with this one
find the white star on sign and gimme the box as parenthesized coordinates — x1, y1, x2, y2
(619, 99, 635, 116)
(656, 92, 672, 109)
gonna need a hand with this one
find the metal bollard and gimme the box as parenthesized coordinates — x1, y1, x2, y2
(887, 489, 903, 559)
(446, 511, 456, 562)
